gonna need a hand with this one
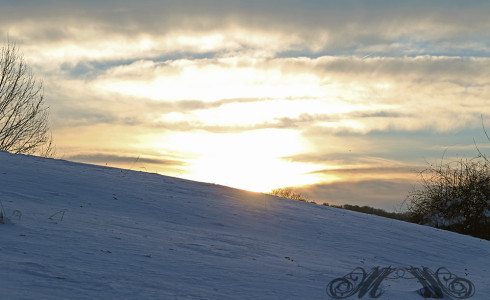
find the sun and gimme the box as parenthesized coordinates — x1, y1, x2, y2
(155, 129, 321, 193)
(187, 158, 319, 193)
(187, 152, 320, 193)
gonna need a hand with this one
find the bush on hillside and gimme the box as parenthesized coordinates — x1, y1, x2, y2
(406, 157, 490, 240)
(270, 188, 309, 202)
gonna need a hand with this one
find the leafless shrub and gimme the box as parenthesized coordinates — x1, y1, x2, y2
(406, 158, 490, 240)
(270, 187, 309, 202)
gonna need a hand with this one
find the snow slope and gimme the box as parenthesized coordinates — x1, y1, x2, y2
(1, 151, 489, 299)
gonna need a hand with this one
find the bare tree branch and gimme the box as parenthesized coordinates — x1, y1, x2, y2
(474, 115, 490, 163)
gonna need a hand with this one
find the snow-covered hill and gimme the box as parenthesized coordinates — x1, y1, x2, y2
(1, 151, 489, 299)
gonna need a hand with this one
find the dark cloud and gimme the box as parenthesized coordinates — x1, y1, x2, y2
(353, 111, 409, 118)
(3, 1, 490, 57)
(66, 153, 186, 166)
(51, 110, 118, 127)
(270, 114, 334, 129)
(267, 111, 411, 130)
(147, 120, 255, 134)
(299, 56, 490, 82)
(142, 111, 331, 134)
(172, 97, 270, 111)
(307, 166, 419, 176)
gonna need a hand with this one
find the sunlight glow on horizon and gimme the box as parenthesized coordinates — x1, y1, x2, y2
(145, 129, 323, 193)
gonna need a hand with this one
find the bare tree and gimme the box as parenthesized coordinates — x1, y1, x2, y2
(0, 41, 53, 155)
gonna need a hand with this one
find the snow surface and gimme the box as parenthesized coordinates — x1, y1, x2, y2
(1, 151, 489, 299)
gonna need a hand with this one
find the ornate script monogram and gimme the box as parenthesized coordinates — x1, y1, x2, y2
(326, 266, 475, 299)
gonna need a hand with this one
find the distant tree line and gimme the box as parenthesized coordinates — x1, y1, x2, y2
(270, 188, 411, 222)
(327, 203, 411, 222)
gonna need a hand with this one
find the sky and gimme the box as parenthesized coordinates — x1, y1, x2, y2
(2, 0, 490, 210)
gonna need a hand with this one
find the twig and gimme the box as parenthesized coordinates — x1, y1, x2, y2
(49, 209, 67, 221)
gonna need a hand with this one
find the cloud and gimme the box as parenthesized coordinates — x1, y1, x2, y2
(40, 54, 490, 140)
(78, 55, 490, 134)
(65, 153, 186, 166)
(3, 0, 490, 65)
(282, 130, 477, 165)
(308, 166, 418, 176)
(286, 153, 422, 184)
(6, 1, 490, 137)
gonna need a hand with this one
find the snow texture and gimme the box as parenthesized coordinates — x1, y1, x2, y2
(425, 212, 467, 227)
(1, 152, 489, 299)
